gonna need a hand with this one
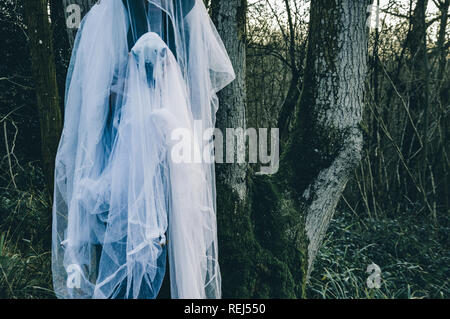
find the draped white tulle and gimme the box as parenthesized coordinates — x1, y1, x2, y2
(52, 0, 235, 299)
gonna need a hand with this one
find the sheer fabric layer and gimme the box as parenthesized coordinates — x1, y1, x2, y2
(52, 0, 235, 299)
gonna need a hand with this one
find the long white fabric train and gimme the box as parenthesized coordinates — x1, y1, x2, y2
(52, 0, 235, 299)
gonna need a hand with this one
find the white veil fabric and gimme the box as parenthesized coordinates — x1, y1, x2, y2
(52, 0, 235, 299)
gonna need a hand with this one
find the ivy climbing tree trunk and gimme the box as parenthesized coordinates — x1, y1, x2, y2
(24, 0, 63, 194)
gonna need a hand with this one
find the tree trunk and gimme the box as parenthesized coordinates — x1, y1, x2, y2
(24, 0, 63, 194)
(401, 0, 433, 211)
(277, 71, 301, 146)
(50, 0, 72, 110)
(213, 0, 371, 298)
(212, 0, 247, 198)
(211, 0, 253, 298)
(436, 0, 449, 85)
(277, 0, 303, 145)
(405, 0, 429, 164)
(275, 0, 371, 283)
(436, 0, 449, 214)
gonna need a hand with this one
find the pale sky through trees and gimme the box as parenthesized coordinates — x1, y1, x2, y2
(247, 0, 440, 24)
(248, 0, 444, 42)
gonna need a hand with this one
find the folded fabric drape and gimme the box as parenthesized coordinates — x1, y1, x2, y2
(52, 0, 235, 299)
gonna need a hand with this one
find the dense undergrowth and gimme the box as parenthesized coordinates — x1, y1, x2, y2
(308, 209, 449, 299)
(0, 160, 448, 299)
(0, 163, 53, 299)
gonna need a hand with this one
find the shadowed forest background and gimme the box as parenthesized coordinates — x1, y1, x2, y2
(0, 0, 448, 298)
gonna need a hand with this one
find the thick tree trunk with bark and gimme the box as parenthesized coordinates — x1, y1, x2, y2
(288, 0, 371, 276)
(213, 0, 371, 297)
(24, 0, 63, 194)
(211, 0, 254, 298)
(253, 0, 371, 291)
(212, 0, 247, 200)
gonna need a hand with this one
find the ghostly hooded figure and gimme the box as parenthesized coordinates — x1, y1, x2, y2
(52, 0, 235, 299)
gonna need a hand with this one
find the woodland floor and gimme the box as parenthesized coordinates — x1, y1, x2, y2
(0, 162, 448, 299)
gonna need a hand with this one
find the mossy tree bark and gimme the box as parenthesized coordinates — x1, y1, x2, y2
(24, 0, 63, 194)
(213, 0, 371, 298)
(211, 0, 253, 298)
(287, 0, 372, 278)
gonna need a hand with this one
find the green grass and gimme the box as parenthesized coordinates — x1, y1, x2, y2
(0, 162, 54, 299)
(307, 210, 449, 299)
(0, 162, 448, 299)
(0, 232, 53, 298)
